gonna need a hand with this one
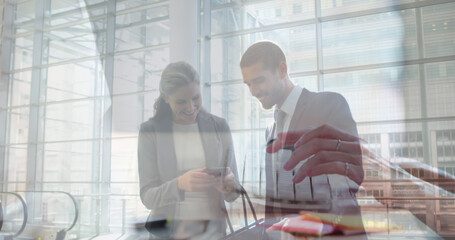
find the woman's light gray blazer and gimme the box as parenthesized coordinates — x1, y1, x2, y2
(137, 110, 240, 218)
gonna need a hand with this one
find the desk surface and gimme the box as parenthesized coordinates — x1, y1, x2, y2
(271, 209, 442, 240)
(87, 208, 442, 240)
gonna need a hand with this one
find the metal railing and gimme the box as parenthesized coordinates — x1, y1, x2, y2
(0, 192, 28, 238)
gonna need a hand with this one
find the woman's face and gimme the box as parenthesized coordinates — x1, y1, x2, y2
(165, 82, 202, 125)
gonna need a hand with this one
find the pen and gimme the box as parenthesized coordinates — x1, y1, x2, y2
(267, 138, 295, 151)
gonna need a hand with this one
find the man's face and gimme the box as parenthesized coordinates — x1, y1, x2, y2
(242, 61, 285, 109)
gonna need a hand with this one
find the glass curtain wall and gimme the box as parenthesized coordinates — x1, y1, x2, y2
(1, 0, 169, 238)
(203, 0, 455, 236)
(1, 0, 454, 238)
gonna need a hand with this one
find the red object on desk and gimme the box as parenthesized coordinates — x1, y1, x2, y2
(266, 215, 335, 236)
(266, 212, 379, 236)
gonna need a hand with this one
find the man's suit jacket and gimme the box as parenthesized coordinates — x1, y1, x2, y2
(137, 110, 239, 219)
(265, 88, 362, 218)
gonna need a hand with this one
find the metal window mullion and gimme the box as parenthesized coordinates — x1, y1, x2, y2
(22, 0, 50, 224)
(138, 7, 147, 123)
(201, 0, 211, 111)
(99, 0, 116, 233)
(26, 0, 48, 192)
(315, 0, 323, 92)
(416, 5, 437, 230)
(0, 2, 16, 192)
(416, 6, 431, 165)
(90, 54, 103, 233)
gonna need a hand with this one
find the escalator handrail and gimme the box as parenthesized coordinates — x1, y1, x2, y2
(0, 191, 28, 237)
(14, 190, 78, 232)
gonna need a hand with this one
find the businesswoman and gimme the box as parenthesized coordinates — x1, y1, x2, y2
(138, 61, 239, 239)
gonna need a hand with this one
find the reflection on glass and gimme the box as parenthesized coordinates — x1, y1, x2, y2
(113, 48, 168, 94)
(13, 36, 34, 70)
(322, 10, 416, 69)
(6, 145, 28, 185)
(426, 61, 455, 118)
(320, 0, 415, 16)
(116, 0, 164, 11)
(44, 101, 95, 142)
(210, 82, 273, 131)
(10, 71, 32, 107)
(111, 138, 138, 182)
(211, 0, 315, 35)
(48, 0, 92, 26)
(324, 65, 420, 122)
(8, 107, 30, 144)
(43, 141, 93, 182)
(47, 61, 104, 102)
(111, 91, 159, 135)
(47, 25, 103, 63)
(15, 0, 36, 24)
(211, 25, 316, 83)
(293, 76, 318, 92)
(115, 6, 170, 51)
(422, 2, 455, 58)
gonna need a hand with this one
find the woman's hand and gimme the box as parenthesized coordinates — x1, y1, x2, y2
(178, 168, 215, 192)
(214, 168, 236, 193)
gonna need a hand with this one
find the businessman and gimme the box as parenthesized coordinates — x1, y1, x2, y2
(240, 41, 364, 221)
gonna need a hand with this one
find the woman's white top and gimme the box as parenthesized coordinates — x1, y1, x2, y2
(172, 122, 222, 220)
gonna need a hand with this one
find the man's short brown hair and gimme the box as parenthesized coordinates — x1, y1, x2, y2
(240, 41, 286, 72)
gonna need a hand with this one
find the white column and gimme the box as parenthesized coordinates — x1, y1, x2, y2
(0, 1, 15, 191)
(169, 0, 199, 68)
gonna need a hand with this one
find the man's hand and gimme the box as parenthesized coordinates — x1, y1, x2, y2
(178, 168, 215, 192)
(266, 124, 364, 185)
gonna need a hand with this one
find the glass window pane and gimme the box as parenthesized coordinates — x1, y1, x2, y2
(422, 2, 455, 58)
(231, 130, 265, 195)
(15, 0, 36, 25)
(10, 71, 32, 107)
(115, 6, 170, 51)
(6, 145, 28, 184)
(44, 100, 96, 142)
(49, 0, 94, 26)
(211, 0, 315, 35)
(293, 76, 318, 92)
(47, 61, 104, 102)
(107, 195, 148, 232)
(322, 10, 417, 69)
(46, 23, 105, 63)
(13, 36, 34, 70)
(210, 82, 273, 131)
(321, 0, 415, 16)
(113, 48, 169, 95)
(111, 138, 138, 182)
(426, 61, 455, 118)
(116, 0, 164, 11)
(115, 20, 169, 51)
(43, 141, 94, 182)
(111, 91, 159, 137)
(7, 107, 30, 144)
(210, 25, 316, 83)
(324, 65, 421, 122)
